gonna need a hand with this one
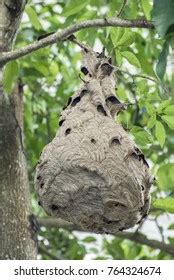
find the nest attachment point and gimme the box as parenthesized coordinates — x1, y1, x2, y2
(35, 47, 152, 234)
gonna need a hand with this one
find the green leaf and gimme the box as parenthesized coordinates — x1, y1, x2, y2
(156, 99, 171, 113)
(163, 105, 174, 115)
(121, 51, 141, 68)
(136, 50, 155, 77)
(141, 0, 152, 20)
(133, 131, 152, 145)
(161, 115, 174, 129)
(34, 64, 49, 76)
(156, 40, 170, 80)
(63, 0, 90, 17)
(129, 1, 138, 18)
(157, 163, 174, 191)
(147, 91, 161, 102)
(131, 126, 153, 145)
(145, 102, 155, 115)
(153, 197, 174, 213)
(82, 236, 96, 243)
(115, 49, 122, 66)
(48, 61, 59, 83)
(117, 86, 127, 100)
(152, 0, 174, 37)
(155, 121, 166, 147)
(147, 113, 156, 129)
(168, 224, 174, 230)
(169, 237, 174, 245)
(131, 126, 144, 133)
(137, 80, 148, 95)
(25, 6, 42, 30)
(117, 30, 135, 47)
(3, 61, 19, 94)
(110, 28, 124, 46)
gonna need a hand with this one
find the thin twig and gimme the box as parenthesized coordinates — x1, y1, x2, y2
(133, 74, 158, 83)
(38, 244, 64, 260)
(0, 17, 154, 65)
(115, 66, 158, 83)
(116, 67, 169, 95)
(116, 75, 139, 124)
(68, 35, 94, 53)
(117, 0, 128, 17)
(155, 218, 165, 243)
(130, 79, 140, 124)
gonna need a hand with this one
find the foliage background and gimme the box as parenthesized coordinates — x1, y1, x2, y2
(5, 0, 174, 259)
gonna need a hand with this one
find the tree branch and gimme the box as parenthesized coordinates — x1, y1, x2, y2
(0, 17, 154, 65)
(38, 217, 174, 257)
(116, 232, 174, 256)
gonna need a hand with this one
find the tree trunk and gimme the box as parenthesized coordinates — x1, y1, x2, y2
(0, 0, 37, 259)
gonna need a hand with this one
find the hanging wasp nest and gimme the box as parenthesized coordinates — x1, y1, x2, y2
(35, 45, 153, 234)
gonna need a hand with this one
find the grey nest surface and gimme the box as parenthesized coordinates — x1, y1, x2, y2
(35, 47, 152, 234)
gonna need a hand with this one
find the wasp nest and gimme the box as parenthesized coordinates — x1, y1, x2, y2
(35, 46, 152, 234)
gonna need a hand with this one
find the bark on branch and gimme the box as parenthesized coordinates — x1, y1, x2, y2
(38, 218, 174, 257)
(0, 17, 154, 65)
